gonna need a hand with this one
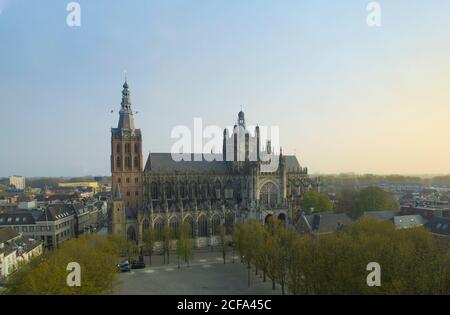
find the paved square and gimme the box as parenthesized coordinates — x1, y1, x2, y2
(114, 251, 281, 295)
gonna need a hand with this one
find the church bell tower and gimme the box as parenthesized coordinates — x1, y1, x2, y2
(111, 79, 143, 215)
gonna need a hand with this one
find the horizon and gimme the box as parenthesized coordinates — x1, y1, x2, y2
(2, 1, 450, 176)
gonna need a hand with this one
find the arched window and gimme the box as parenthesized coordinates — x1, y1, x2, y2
(184, 216, 194, 238)
(166, 182, 173, 199)
(116, 156, 121, 169)
(224, 180, 234, 199)
(150, 182, 159, 199)
(260, 182, 278, 207)
(125, 156, 131, 170)
(201, 182, 208, 199)
(134, 156, 139, 170)
(169, 217, 179, 238)
(192, 182, 198, 197)
(225, 212, 234, 234)
(198, 215, 208, 237)
(154, 219, 165, 241)
(211, 215, 221, 236)
(116, 143, 121, 153)
(214, 180, 221, 199)
(134, 143, 139, 154)
(180, 182, 186, 199)
(125, 143, 131, 154)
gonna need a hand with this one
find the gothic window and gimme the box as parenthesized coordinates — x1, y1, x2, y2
(134, 143, 139, 154)
(225, 212, 234, 234)
(211, 215, 221, 236)
(192, 183, 198, 197)
(166, 182, 173, 199)
(169, 217, 179, 238)
(184, 216, 194, 238)
(260, 182, 278, 208)
(134, 156, 139, 170)
(125, 143, 131, 154)
(135, 177, 139, 183)
(116, 143, 121, 154)
(215, 180, 221, 199)
(225, 180, 234, 199)
(116, 156, 121, 169)
(198, 215, 208, 237)
(180, 183, 186, 199)
(154, 219, 164, 241)
(126, 178, 130, 183)
(150, 182, 159, 199)
(125, 156, 131, 170)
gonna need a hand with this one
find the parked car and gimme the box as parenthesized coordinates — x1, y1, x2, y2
(118, 260, 131, 272)
(130, 261, 146, 269)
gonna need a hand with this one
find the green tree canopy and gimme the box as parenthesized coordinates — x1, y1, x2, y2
(302, 191, 333, 214)
(5, 235, 120, 295)
(336, 186, 399, 218)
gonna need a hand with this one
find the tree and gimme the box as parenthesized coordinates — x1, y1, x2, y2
(219, 224, 227, 264)
(5, 235, 120, 295)
(302, 191, 332, 214)
(176, 223, 193, 268)
(162, 225, 172, 264)
(353, 186, 399, 217)
(142, 227, 156, 266)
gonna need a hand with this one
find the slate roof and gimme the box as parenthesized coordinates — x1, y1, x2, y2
(363, 211, 400, 221)
(145, 153, 229, 174)
(35, 204, 73, 222)
(284, 156, 301, 171)
(298, 213, 353, 234)
(144, 153, 301, 174)
(0, 211, 36, 226)
(0, 227, 20, 243)
(393, 215, 427, 229)
(425, 216, 450, 236)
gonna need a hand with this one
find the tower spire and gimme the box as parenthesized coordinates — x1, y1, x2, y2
(117, 78, 135, 130)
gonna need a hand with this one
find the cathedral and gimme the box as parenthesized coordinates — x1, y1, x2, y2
(110, 80, 320, 246)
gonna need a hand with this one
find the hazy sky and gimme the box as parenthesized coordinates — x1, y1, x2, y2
(1, 0, 450, 177)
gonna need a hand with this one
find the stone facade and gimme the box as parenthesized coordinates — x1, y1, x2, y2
(110, 80, 319, 246)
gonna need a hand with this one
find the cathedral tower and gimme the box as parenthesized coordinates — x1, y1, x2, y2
(111, 79, 143, 214)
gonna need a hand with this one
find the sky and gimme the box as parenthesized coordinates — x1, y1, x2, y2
(1, 0, 450, 177)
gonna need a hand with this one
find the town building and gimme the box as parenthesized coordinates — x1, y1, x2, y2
(9, 176, 26, 190)
(0, 227, 43, 280)
(0, 206, 74, 250)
